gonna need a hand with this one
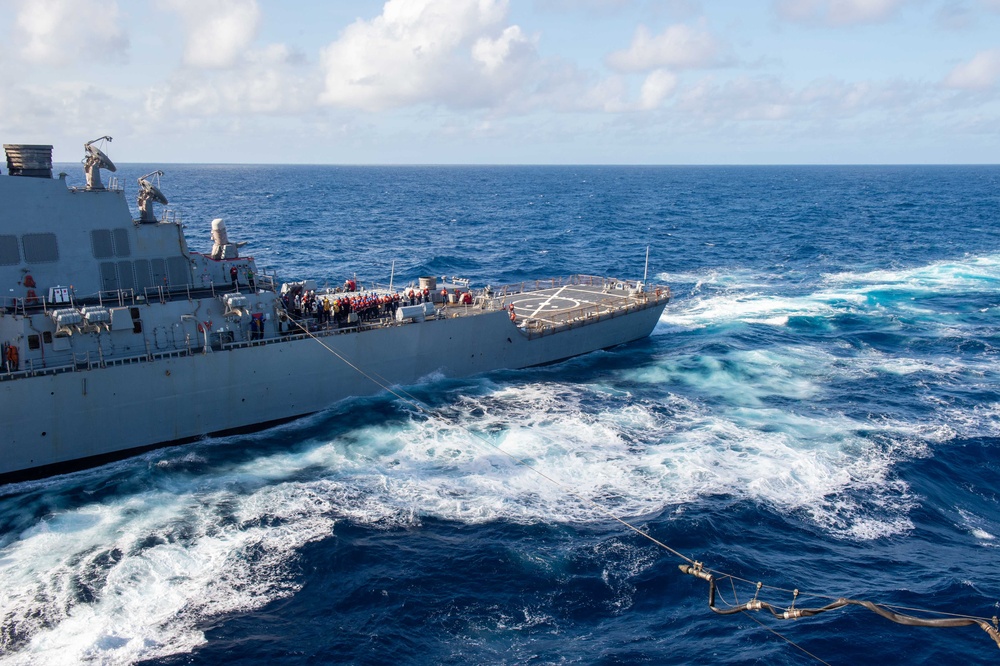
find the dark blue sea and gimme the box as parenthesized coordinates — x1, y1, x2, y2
(2, 164, 999, 665)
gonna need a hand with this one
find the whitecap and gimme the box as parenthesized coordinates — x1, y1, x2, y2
(0, 480, 335, 664)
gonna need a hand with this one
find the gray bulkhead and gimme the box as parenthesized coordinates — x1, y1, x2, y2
(0, 159, 264, 381)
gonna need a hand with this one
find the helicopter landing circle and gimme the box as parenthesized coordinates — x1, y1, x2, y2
(509, 293, 584, 313)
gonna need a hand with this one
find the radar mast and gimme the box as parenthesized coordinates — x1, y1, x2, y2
(137, 170, 169, 223)
(83, 135, 116, 190)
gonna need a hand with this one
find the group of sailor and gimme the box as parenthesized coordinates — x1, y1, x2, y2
(275, 280, 476, 333)
(403, 286, 470, 305)
(281, 289, 404, 328)
(441, 287, 474, 305)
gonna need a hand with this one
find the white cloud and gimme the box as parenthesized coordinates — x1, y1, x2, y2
(535, 0, 638, 13)
(143, 46, 316, 120)
(472, 25, 530, 72)
(943, 48, 1000, 89)
(667, 74, 928, 133)
(638, 69, 679, 110)
(571, 68, 678, 114)
(12, 0, 129, 66)
(146, 0, 310, 120)
(606, 22, 726, 73)
(159, 0, 261, 69)
(773, 0, 909, 26)
(319, 0, 538, 111)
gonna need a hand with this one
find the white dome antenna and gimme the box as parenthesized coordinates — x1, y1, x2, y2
(83, 136, 116, 190)
(137, 170, 169, 223)
(210, 218, 247, 259)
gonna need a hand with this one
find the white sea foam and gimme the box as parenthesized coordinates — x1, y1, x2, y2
(180, 380, 919, 545)
(823, 254, 1000, 293)
(0, 386, 932, 664)
(0, 481, 335, 665)
(958, 509, 997, 547)
(935, 402, 1000, 439)
(651, 258, 1000, 445)
(655, 268, 780, 290)
(659, 291, 843, 330)
(625, 345, 835, 405)
(658, 254, 1000, 332)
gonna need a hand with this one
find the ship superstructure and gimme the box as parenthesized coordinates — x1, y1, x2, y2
(0, 139, 669, 482)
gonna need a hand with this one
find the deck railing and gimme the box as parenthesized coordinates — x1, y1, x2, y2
(495, 274, 658, 297)
(0, 275, 670, 379)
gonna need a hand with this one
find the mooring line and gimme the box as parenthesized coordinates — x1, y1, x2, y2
(285, 313, 1000, 655)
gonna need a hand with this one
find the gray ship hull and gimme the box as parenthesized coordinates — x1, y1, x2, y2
(2, 301, 664, 481)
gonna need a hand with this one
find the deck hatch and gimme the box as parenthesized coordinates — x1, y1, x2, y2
(22, 233, 58, 263)
(100, 261, 119, 291)
(112, 228, 130, 257)
(167, 256, 191, 285)
(0, 235, 19, 265)
(134, 259, 153, 289)
(91, 229, 114, 258)
(117, 260, 135, 291)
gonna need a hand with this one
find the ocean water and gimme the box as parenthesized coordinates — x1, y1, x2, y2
(1, 164, 999, 665)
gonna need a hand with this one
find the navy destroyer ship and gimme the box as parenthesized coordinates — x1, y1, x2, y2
(0, 139, 670, 482)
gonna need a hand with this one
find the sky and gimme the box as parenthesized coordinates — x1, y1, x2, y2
(0, 0, 998, 164)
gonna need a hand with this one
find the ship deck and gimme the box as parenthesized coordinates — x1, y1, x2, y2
(441, 275, 670, 335)
(506, 283, 646, 323)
